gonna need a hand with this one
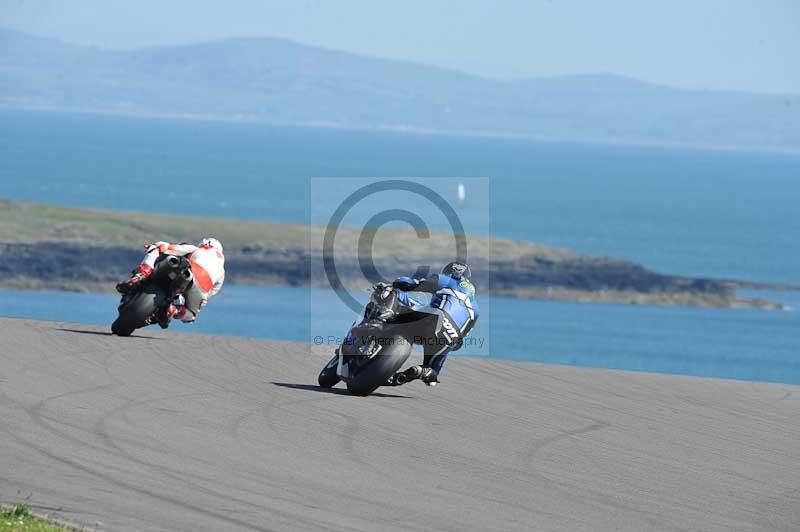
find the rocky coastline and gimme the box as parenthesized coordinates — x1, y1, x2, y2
(0, 200, 789, 310)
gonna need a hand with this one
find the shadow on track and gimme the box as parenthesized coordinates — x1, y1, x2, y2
(58, 328, 163, 340)
(271, 382, 415, 399)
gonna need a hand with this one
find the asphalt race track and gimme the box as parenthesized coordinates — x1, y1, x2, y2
(0, 318, 798, 531)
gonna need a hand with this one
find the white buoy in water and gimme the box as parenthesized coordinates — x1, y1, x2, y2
(457, 183, 465, 203)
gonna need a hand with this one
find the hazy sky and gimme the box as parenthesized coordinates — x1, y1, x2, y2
(2, 0, 799, 93)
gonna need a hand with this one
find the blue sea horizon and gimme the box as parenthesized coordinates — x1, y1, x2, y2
(1, 109, 798, 385)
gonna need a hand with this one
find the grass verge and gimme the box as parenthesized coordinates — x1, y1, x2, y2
(0, 505, 77, 532)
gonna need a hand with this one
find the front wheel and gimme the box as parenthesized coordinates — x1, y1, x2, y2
(111, 285, 166, 336)
(346, 335, 412, 396)
(318, 354, 341, 388)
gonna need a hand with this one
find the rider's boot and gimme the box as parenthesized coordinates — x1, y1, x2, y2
(420, 367, 439, 386)
(421, 353, 443, 386)
(116, 264, 153, 294)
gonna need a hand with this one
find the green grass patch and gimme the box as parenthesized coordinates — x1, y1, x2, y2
(0, 505, 75, 531)
(0, 198, 569, 262)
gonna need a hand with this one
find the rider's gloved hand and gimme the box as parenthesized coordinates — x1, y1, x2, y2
(392, 276, 422, 291)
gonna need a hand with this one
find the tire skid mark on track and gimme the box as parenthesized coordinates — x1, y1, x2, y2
(2, 319, 799, 532)
(0, 410, 281, 532)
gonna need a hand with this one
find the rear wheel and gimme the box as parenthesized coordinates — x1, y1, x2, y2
(346, 335, 411, 396)
(111, 286, 165, 336)
(318, 354, 341, 388)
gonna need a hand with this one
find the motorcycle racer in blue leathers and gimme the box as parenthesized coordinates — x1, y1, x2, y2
(390, 261, 479, 386)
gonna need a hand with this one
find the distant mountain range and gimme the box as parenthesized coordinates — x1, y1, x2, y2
(1, 28, 798, 151)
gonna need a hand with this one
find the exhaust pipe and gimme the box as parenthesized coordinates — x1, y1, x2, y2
(158, 255, 193, 290)
(394, 366, 422, 385)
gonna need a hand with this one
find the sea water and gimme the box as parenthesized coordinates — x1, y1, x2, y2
(1, 286, 798, 385)
(1, 109, 798, 384)
(2, 108, 798, 284)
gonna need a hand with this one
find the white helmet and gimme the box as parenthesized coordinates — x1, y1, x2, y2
(201, 237, 223, 254)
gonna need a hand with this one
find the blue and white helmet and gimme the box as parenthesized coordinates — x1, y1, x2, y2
(441, 261, 470, 280)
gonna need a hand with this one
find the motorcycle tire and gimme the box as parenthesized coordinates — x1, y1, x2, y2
(346, 335, 411, 396)
(111, 285, 166, 336)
